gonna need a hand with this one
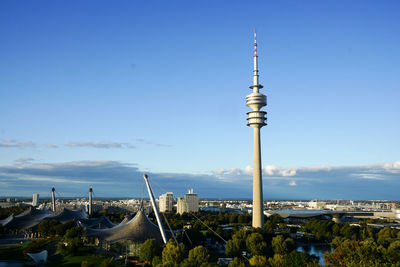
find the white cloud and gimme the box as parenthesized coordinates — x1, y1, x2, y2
(0, 139, 35, 148)
(215, 168, 225, 175)
(14, 157, 35, 164)
(351, 173, 387, 180)
(299, 165, 332, 172)
(134, 138, 171, 148)
(263, 165, 333, 177)
(383, 161, 400, 173)
(46, 144, 58, 148)
(1, 159, 400, 199)
(279, 169, 297, 177)
(2, 138, 16, 143)
(66, 142, 135, 149)
(228, 168, 242, 175)
(264, 165, 278, 175)
(17, 175, 102, 184)
(263, 165, 297, 177)
(244, 165, 253, 175)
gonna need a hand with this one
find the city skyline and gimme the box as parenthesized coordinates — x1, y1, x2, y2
(1, 1, 399, 199)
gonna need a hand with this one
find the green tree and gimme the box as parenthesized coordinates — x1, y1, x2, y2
(99, 258, 112, 267)
(331, 236, 345, 248)
(58, 237, 82, 256)
(229, 214, 238, 224)
(249, 255, 267, 267)
(161, 240, 185, 266)
(140, 239, 162, 262)
(271, 235, 294, 256)
(55, 220, 75, 236)
(226, 229, 250, 257)
(283, 251, 319, 267)
(246, 233, 266, 256)
(238, 214, 249, 224)
(332, 223, 341, 237)
(64, 226, 81, 239)
(226, 238, 241, 257)
(264, 220, 275, 235)
(186, 245, 210, 267)
(228, 257, 247, 267)
(58, 226, 84, 256)
(81, 261, 94, 267)
(268, 254, 284, 267)
(340, 223, 359, 240)
(386, 240, 400, 263)
(377, 227, 398, 247)
(360, 224, 376, 241)
(323, 239, 387, 266)
(37, 219, 59, 236)
(152, 256, 162, 267)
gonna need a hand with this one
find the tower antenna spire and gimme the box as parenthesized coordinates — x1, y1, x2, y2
(252, 29, 260, 90)
(254, 29, 257, 57)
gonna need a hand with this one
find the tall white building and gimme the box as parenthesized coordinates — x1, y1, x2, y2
(177, 189, 199, 215)
(32, 194, 39, 207)
(159, 192, 173, 212)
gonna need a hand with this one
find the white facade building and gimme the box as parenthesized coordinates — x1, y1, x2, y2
(177, 189, 199, 214)
(159, 192, 173, 212)
(308, 200, 326, 210)
(32, 194, 39, 207)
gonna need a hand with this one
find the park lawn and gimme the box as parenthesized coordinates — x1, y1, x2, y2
(47, 255, 109, 267)
(0, 237, 61, 261)
(0, 242, 31, 261)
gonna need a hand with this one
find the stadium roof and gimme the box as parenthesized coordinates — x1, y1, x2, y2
(85, 210, 164, 244)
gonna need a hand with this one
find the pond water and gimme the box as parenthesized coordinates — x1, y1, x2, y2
(296, 244, 332, 266)
(274, 209, 330, 214)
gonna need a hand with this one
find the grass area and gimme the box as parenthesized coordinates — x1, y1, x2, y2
(0, 238, 114, 266)
(0, 237, 61, 261)
(0, 242, 30, 261)
(47, 255, 110, 267)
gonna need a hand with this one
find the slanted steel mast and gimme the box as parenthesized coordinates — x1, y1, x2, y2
(89, 187, 93, 217)
(143, 173, 168, 244)
(51, 187, 56, 212)
(246, 30, 267, 229)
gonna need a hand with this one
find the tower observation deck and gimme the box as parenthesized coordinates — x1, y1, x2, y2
(246, 30, 267, 229)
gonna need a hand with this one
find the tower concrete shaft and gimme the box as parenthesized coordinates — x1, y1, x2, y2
(246, 30, 267, 229)
(51, 187, 56, 212)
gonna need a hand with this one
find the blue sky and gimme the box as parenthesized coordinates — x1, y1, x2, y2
(0, 1, 399, 199)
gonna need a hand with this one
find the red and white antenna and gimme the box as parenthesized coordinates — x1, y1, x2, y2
(254, 29, 257, 57)
(252, 29, 259, 87)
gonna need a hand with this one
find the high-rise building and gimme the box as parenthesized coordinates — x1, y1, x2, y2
(177, 189, 199, 214)
(176, 197, 185, 215)
(159, 192, 173, 212)
(32, 194, 39, 207)
(246, 30, 267, 229)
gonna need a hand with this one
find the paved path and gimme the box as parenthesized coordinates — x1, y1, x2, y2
(0, 235, 33, 246)
(0, 261, 24, 266)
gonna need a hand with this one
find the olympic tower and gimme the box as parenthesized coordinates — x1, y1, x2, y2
(246, 30, 267, 229)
